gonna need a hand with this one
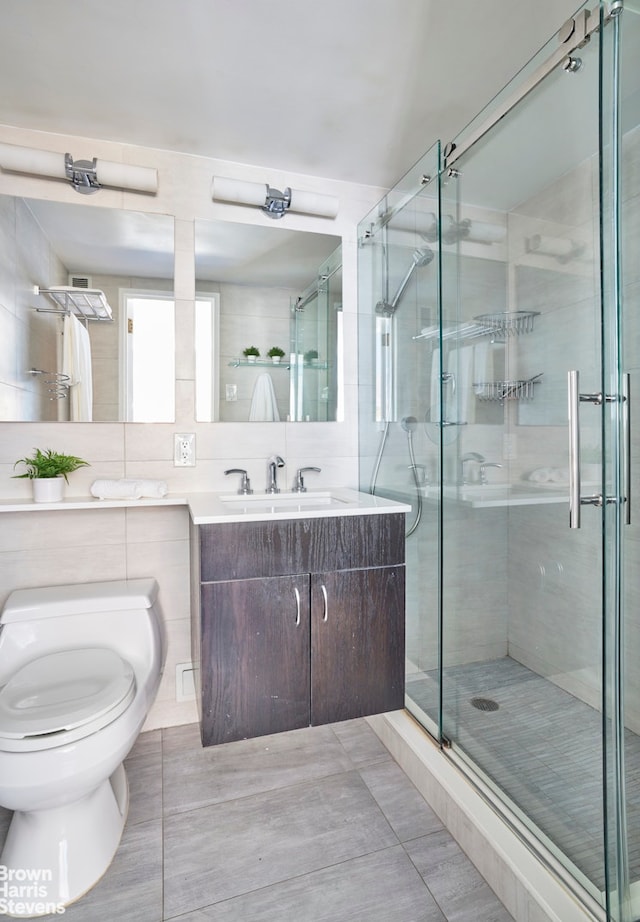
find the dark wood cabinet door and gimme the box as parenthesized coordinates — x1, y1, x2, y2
(310, 566, 405, 725)
(200, 575, 311, 745)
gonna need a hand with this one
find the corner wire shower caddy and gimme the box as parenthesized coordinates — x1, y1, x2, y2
(414, 310, 542, 402)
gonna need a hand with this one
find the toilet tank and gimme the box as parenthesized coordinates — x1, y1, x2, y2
(0, 579, 165, 686)
(1, 579, 159, 622)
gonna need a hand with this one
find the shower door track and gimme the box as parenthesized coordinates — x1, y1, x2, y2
(443, 5, 607, 171)
(443, 743, 608, 921)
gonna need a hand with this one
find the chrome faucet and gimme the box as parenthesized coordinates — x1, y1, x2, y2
(459, 451, 485, 485)
(266, 455, 285, 493)
(293, 466, 321, 493)
(224, 468, 252, 495)
(479, 461, 503, 485)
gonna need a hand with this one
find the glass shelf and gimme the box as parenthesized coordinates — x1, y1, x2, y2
(228, 360, 329, 370)
(229, 360, 291, 369)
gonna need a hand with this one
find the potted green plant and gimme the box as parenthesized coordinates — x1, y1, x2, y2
(242, 345, 260, 364)
(13, 448, 90, 503)
(304, 349, 319, 366)
(267, 346, 286, 364)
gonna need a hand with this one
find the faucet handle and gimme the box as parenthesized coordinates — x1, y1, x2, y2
(479, 461, 503, 485)
(224, 468, 253, 495)
(293, 466, 321, 493)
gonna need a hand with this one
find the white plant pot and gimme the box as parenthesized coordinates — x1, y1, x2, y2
(246, 356, 257, 364)
(32, 477, 65, 503)
(271, 357, 281, 364)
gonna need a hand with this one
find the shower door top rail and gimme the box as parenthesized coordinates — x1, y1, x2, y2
(443, 5, 606, 171)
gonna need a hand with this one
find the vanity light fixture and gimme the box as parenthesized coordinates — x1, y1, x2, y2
(211, 176, 338, 219)
(0, 142, 158, 195)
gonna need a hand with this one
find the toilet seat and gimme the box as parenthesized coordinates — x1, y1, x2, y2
(0, 648, 136, 752)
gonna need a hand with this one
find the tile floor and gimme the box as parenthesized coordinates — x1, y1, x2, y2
(0, 718, 515, 921)
(408, 656, 639, 891)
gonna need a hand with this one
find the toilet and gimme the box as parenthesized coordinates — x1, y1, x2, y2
(0, 579, 166, 917)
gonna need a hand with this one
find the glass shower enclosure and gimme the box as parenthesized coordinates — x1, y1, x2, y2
(357, 3, 640, 919)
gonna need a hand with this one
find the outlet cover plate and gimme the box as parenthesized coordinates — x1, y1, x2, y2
(174, 433, 196, 467)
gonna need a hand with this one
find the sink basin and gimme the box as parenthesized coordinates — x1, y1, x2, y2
(219, 491, 356, 513)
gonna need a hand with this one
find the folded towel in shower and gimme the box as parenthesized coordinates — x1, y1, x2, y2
(90, 478, 169, 500)
(549, 468, 569, 483)
(528, 468, 552, 483)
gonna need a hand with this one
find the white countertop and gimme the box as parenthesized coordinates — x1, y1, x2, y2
(187, 488, 410, 524)
(0, 488, 410, 524)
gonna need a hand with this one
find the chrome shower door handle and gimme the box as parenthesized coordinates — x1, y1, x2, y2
(568, 370, 581, 529)
(623, 373, 631, 525)
(568, 370, 604, 530)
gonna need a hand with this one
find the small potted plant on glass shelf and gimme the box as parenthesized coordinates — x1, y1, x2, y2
(267, 346, 286, 365)
(13, 448, 90, 503)
(242, 346, 260, 364)
(304, 349, 319, 366)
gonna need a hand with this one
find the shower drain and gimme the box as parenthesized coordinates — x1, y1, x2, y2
(470, 697, 500, 712)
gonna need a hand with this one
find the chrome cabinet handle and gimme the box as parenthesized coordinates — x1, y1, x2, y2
(294, 587, 301, 626)
(321, 584, 328, 622)
(623, 373, 631, 525)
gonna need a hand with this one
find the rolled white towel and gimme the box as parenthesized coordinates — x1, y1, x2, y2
(136, 479, 169, 498)
(528, 468, 552, 483)
(90, 478, 169, 499)
(91, 479, 143, 499)
(549, 468, 569, 483)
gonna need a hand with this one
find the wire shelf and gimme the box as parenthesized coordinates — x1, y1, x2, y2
(474, 311, 539, 336)
(474, 377, 541, 401)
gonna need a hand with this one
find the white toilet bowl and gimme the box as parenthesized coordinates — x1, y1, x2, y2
(0, 579, 165, 917)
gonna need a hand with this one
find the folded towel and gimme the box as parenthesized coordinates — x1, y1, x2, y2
(90, 478, 168, 500)
(528, 468, 552, 483)
(549, 468, 569, 483)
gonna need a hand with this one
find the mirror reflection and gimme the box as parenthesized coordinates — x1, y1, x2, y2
(194, 220, 342, 422)
(0, 194, 174, 422)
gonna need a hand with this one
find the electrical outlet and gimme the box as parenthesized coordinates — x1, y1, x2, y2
(175, 663, 196, 702)
(174, 433, 196, 467)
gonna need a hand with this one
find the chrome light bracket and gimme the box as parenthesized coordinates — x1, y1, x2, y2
(65, 153, 101, 195)
(262, 185, 292, 219)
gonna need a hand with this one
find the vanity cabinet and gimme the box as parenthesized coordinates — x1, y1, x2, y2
(192, 513, 405, 746)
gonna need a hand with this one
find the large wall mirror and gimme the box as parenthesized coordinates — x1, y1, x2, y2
(0, 193, 174, 422)
(194, 220, 342, 423)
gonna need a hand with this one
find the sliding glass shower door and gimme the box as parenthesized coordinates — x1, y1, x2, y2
(439, 6, 611, 903)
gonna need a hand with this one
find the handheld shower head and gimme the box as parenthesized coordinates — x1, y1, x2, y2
(401, 415, 418, 433)
(375, 245, 435, 317)
(412, 246, 434, 268)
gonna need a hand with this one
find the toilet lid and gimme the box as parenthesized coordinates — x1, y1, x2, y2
(0, 648, 136, 740)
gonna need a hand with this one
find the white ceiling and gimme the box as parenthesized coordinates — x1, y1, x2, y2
(1, 0, 581, 190)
